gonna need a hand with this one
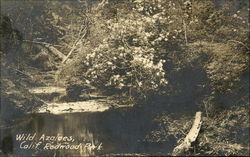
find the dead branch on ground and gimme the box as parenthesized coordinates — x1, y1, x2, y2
(172, 112, 202, 156)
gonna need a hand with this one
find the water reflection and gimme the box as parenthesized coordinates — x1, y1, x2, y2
(1, 107, 176, 156)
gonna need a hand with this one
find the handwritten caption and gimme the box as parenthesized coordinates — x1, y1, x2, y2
(16, 133, 102, 152)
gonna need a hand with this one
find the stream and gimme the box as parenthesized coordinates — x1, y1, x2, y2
(1, 106, 175, 156)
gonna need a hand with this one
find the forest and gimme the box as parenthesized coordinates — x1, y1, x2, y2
(0, 0, 249, 156)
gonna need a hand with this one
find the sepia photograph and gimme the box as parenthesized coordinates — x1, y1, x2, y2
(0, 0, 249, 156)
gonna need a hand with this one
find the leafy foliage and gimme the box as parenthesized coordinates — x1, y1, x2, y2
(58, 0, 249, 104)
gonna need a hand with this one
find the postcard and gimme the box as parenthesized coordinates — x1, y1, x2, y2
(1, 0, 249, 156)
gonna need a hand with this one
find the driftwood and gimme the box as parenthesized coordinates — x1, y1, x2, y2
(172, 112, 202, 156)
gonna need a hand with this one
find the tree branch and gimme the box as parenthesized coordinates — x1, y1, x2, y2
(61, 26, 88, 64)
(227, 40, 249, 50)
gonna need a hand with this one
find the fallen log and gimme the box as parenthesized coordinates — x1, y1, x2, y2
(23, 40, 67, 60)
(172, 112, 202, 156)
(46, 45, 66, 60)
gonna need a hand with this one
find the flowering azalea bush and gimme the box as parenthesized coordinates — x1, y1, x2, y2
(82, 42, 167, 100)
(73, 1, 185, 102)
(78, 22, 168, 101)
